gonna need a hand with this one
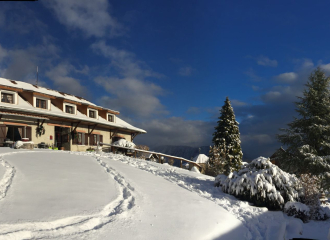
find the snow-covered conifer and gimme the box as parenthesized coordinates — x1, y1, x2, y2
(277, 68, 330, 187)
(211, 97, 243, 174)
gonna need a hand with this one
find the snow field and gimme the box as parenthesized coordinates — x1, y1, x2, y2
(92, 152, 314, 240)
(75, 153, 250, 240)
(0, 149, 328, 239)
(0, 151, 136, 239)
(0, 153, 15, 201)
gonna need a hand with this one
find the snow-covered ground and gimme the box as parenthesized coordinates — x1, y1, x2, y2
(0, 148, 329, 239)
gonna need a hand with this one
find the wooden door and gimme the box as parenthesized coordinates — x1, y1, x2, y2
(0, 125, 6, 145)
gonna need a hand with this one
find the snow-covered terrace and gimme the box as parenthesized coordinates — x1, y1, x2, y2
(0, 78, 146, 133)
(108, 144, 203, 171)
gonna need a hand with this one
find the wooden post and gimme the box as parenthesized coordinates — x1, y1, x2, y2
(180, 160, 182, 168)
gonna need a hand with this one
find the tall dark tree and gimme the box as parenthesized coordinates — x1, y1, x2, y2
(277, 68, 330, 187)
(210, 97, 243, 174)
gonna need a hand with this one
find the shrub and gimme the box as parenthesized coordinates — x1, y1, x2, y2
(168, 158, 174, 166)
(214, 174, 227, 187)
(284, 202, 310, 223)
(221, 157, 304, 210)
(136, 145, 149, 151)
(300, 173, 327, 220)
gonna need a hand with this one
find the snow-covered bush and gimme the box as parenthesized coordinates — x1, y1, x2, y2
(321, 203, 330, 219)
(221, 157, 303, 210)
(300, 173, 327, 220)
(284, 201, 328, 222)
(112, 139, 136, 148)
(214, 174, 227, 187)
(284, 202, 310, 223)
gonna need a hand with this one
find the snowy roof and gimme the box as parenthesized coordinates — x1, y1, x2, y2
(0, 78, 146, 133)
(193, 154, 209, 164)
(0, 77, 118, 113)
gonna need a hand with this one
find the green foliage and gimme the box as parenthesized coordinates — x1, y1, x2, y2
(208, 144, 227, 176)
(210, 97, 243, 175)
(277, 68, 330, 180)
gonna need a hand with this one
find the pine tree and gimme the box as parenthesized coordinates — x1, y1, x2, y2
(277, 68, 330, 184)
(211, 97, 243, 174)
(208, 144, 227, 176)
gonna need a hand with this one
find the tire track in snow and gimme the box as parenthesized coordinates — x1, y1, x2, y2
(0, 152, 136, 240)
(99, 152, 290, 240)
(0, 153, 16, 201)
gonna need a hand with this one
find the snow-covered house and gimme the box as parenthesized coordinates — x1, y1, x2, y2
(0, 78, 146, 151)
(189, 154, 209, 173)
(193, 154, 209, 164)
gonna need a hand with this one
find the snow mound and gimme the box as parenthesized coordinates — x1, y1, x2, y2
(193, 154, 209, 164)
(221, 156, 303, 210)
(190, 166, 200, 173)
(112, 139, 136, 148)
(13, 141, 34, 149)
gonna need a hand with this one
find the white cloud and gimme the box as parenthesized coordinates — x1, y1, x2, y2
(135, 117, 214, 147)
(241, 134, 274, 144)
(91, 41, 163, 79)
(231, 99, 248, 107)
(178, 66, 194, 76)
(244, 68, 262, 81)
(0, 45, 8, 62)
(186, 107, 201, 114)
(43, 0, 123, 38)
(275, 72, 298, 83)
(256, 55, 277, 67)
(91, 41, 167, 119)
(96, 77, 167, 118)
(45, 63, 88, 98)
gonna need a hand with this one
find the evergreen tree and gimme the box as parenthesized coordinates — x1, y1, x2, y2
(211, 97, 243, 174)
(208, 144, 227, 176)
(277, 68, 330, 185)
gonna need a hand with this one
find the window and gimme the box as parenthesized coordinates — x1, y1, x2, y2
(1, 93, 14, 104)
(65, 105, 75, 114)
(89, 110, 96, 118)
(90, 134, 103, 146)
(108, 114, 114, 122)
(73, 132, 85, 145)
(78, 133, 82, 145)
(36, 99, 47, 109)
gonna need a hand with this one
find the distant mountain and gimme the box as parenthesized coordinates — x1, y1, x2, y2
(152, 145, 210, 160)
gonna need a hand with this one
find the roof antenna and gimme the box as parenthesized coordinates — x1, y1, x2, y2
(36, 66, 38, 86)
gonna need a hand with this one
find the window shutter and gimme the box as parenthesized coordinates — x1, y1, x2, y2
(80, 133, 83, 145)
(0, 125, 6, 144)
(26, 126, 32, 141)
(72, 131, 78, 145)
(85, 134, 89, 145)
(90, 134, 94, 146)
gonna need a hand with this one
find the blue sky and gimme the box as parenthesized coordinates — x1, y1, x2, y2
(1, 0, 330, 160)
